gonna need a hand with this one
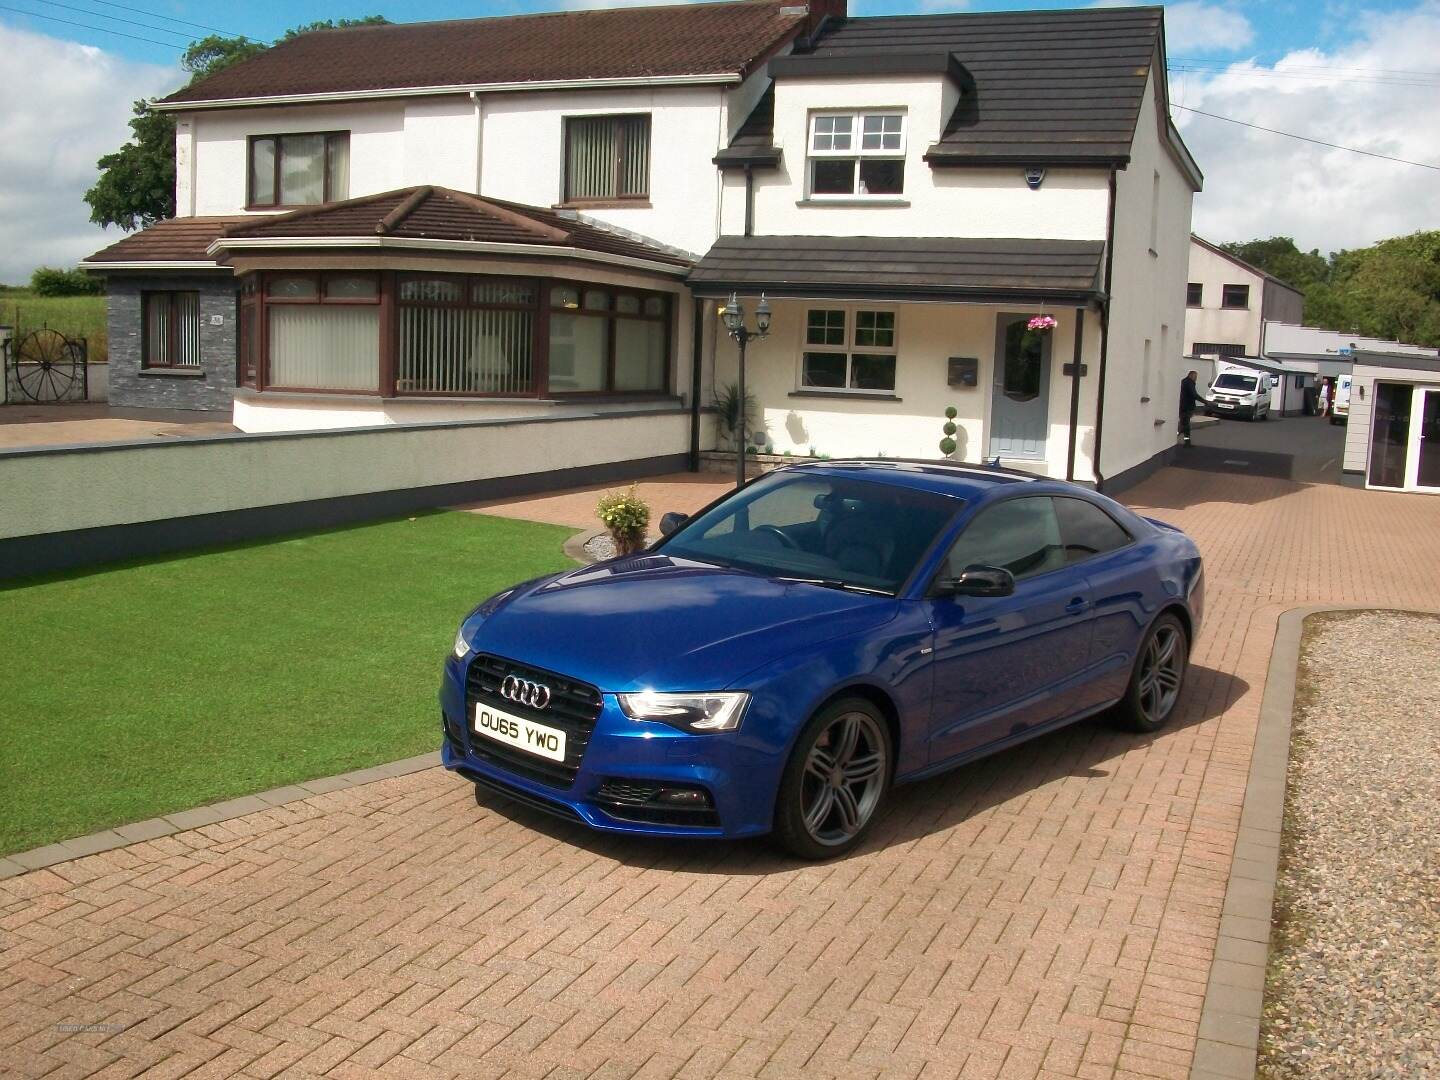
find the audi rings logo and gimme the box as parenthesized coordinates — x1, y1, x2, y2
(500, 675, 552, 710)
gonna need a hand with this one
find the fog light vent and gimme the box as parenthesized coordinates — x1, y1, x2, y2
(596, 778, 719, 827)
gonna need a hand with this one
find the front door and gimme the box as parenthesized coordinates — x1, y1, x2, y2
(989, 314, 1051, 459)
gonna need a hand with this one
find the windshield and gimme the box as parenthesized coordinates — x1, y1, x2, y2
(1214, 373, 1258, 391)
(658, 472, 960, 595)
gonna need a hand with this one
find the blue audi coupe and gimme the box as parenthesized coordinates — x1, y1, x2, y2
(441, 461, 1203, 858)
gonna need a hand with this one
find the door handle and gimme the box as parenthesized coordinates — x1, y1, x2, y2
(1065, 597, 1091, 615)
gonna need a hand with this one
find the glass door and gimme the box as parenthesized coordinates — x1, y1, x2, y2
(1367, 383, 1412, 489)
(1412, 389, 1440, 491)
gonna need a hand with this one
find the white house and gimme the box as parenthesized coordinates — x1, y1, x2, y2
(84, 1, 1201, 491)
(1184, 235, 1303, 361)
(1342, 351, 1440, 494)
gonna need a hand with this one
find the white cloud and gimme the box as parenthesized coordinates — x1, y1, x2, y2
(1174, 1, 1440, 254)
(1162, 2, 1254, 53)
(0, 24, 178, 283)
(1094, 1, 1253, 54)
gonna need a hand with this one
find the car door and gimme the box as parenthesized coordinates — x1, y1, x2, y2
(1052, 495, 1146, 710)
(924, 496, 1096, 765)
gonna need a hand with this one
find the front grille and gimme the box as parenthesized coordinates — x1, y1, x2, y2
(463, 653, 603, 789)
(461, 766, 584, 823)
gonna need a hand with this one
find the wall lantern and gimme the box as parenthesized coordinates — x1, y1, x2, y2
(1024, 166, 1046, 190)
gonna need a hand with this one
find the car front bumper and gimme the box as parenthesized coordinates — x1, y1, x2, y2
(439, 655, 779, 839)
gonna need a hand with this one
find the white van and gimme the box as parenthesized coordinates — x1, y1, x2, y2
(1330, 374, 1352, 425)
(1206, 364, 1273, 421)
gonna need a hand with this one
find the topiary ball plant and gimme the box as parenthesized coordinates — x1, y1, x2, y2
(940, 405, 959, 458)
(596, 485, 651, 556)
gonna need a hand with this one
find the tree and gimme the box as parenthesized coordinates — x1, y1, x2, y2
(1217, 231, 1440, 349)
(84, 18, 388, 231)
(1218, 237, 1330, 293)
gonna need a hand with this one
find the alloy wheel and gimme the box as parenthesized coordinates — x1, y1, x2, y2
(1138, 624, 1184, 723)
(800, 710, 887, 846)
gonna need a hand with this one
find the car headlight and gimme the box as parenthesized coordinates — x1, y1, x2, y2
(453, 625, 471, 660)
(617, 691, 750, 733)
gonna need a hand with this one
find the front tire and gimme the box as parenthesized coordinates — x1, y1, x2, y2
(772, 697, 892, 859)
(1114, 613, 1189, 733)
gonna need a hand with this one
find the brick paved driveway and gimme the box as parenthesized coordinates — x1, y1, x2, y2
(5, 452, 1439, 1079)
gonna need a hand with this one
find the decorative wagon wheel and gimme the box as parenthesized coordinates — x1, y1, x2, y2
(13, 328, 83, 403)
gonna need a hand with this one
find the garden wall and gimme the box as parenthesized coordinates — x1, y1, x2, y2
(0, 407, 709, 580)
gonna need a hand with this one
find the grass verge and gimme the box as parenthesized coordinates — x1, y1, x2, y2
(1, 289, 108, 363)
(0, 510, 576, 856)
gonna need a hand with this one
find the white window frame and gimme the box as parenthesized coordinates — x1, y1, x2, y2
(806, 111, 907, 200)
(797, 305, 899, 395)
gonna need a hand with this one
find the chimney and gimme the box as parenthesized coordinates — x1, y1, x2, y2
(802, 0, 845, 44)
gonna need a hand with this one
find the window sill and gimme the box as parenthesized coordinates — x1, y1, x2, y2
(555, 200, 652, 210)
(789, 390, 902, 402)
(796, 198, 910, 208)
(139, 367, 206, 377)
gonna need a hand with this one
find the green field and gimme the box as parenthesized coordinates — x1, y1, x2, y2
(0, 511, 577, 856)
(0, 288, 108, 363)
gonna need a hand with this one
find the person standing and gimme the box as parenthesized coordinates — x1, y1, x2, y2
(1179, 369, 1204, 444)
(1318, 378, 1332, 418)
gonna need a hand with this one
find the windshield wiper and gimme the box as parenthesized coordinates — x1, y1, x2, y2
(775, 576, 893, 597)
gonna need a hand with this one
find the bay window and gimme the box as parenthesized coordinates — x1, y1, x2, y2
(397, 276, 537, 395)
(265, 273, 379, 391)
(238, 270, 672, 398)
(141, 291, 200, 368)
(549, 285, 668, 394)
(563, 114, 650, 204)
(801, 307, 898, 393)
(248, 132, 349, 208)
(807, 112, 905, 198)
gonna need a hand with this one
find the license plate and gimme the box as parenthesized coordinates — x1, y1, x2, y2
(1217, 403, 1235, 410)
(473, 703, 566, 761)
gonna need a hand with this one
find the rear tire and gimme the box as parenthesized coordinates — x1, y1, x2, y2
(772, 697, 892, 860)
(1114, 613, 1189, 733)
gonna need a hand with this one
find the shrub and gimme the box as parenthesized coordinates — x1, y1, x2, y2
(596, 486, 651, 555)
(29, 267, 103, 297)
(715, 383, 757, 446)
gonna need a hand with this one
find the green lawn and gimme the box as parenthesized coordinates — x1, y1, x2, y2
(0, 511, 576, 856)
(1, 289, 108, 362)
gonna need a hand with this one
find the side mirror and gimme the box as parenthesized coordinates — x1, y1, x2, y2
(936, 564, 1015, 598)
(658, 511, 687, 536)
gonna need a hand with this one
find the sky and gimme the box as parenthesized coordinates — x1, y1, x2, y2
(1, 0, 1438, 282)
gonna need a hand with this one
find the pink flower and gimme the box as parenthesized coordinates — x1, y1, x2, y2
(1026, 315, 1058, 332)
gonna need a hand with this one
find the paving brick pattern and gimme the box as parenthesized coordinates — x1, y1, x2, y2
(4, 463, 1439, 1079)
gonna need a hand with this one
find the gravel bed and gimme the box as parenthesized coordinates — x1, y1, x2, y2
(1260, 611, 1440, 1079)
(582, 532, 657, 562)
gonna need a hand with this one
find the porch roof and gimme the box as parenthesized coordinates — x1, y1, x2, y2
(688, 235, 1105, 302)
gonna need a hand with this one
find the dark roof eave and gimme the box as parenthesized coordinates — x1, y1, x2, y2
(924, 148, 1131, 169)
(712, 148, 783, 168)
(687, 280, 1104, 305)
(769, 51, 974, 90)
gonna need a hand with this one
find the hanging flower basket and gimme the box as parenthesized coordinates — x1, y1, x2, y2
(1026, 315, 1058, 333)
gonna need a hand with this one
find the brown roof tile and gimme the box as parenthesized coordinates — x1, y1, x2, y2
(83, 217, 250, 264)
(219, 187, 693, 268)
(161, 2, 806, 105)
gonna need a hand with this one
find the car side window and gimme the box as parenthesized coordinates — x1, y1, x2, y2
(942, 497, 1065, 581)
(1053, 497, 1132, 565)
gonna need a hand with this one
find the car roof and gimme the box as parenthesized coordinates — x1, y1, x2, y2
(773, 458, 1042, 500)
